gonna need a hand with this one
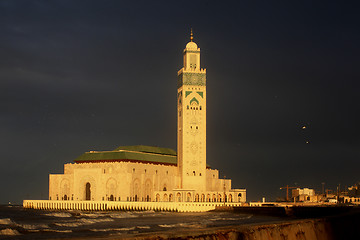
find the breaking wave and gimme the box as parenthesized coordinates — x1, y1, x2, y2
(0, 218, 14, 225)
(54, 217, 114, 227)
(43, 212, 72, 218)
(19, 223, 49, 230)
(159, 222, 201, 228)
(43, 229, 73, 233)
(90, 227, 135, 232)
(0, 228, 21, 236)
(108, 212, 138, 219)
(137, 225, 151, 229)
(79, 213, 100, 218)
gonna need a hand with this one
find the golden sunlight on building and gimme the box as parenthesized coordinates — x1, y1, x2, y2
(23, 31, 247, 212)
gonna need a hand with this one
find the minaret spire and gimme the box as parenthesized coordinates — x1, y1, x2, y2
(190, 28, 194, 42)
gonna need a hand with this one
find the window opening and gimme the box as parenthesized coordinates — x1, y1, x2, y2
(85, 182, 91, 201)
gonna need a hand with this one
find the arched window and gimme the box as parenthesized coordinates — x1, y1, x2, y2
(187, 192, 192, 202)
(195, 194, 199, 202)
(238, 193, 242, 202)
(176, 192, 181, 202)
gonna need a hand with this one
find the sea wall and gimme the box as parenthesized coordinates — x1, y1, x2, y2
(126, 215, 360, 240)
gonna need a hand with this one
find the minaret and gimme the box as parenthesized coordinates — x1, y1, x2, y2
(177, 30, 207, 191)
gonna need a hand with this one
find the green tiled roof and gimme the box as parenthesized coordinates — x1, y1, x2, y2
(113, 145, 176, 156)
(74, 145, 177, 165)
(74, 145, 210, 168)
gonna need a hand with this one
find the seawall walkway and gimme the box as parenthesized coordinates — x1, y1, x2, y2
(23, 200, 242, 212)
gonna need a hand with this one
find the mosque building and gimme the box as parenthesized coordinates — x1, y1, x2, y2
(29, 32, 246, 210)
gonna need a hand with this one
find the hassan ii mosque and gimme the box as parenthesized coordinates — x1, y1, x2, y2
(24, 32, 246, 212)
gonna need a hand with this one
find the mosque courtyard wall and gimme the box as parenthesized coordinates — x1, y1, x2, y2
(49, 161, 246, 205)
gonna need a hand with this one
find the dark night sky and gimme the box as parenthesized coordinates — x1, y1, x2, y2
(1, 1, 359, 204)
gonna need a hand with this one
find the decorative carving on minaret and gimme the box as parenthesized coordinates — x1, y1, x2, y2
(177, 30, 206, 191)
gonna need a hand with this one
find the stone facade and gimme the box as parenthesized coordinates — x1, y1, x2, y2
(49, 157, 245, 203)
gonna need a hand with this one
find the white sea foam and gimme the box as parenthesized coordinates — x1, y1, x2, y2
(108, 212, 138, 219)
(159, 222, 204, 229)
(0, 228, 21, 236)
(54, 217, 114, 227)
(43, 212, 72, 218)
(209, 215, 252, 222)
(90, 227, 135, 232)
(136, 225, 151, 229)
(80, 213, 101, 218)
(0, 218, 14, 225)
(158, 223, 184, 228)
(19, 223, 49, 230)
(43, 229, 72, 233)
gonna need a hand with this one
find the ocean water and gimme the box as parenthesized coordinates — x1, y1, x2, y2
(0, 205, 283, 239)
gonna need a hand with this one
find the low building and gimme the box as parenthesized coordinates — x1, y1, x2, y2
(292, 188, 315, 202)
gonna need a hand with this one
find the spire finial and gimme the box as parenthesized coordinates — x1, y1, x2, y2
(190, 28, 194, 42)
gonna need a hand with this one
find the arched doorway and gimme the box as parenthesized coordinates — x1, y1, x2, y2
(85, 182, 91, 200)
(109, 194, 114, 201)
(64, 195, 68, 200)
(145, 179, 152, 202)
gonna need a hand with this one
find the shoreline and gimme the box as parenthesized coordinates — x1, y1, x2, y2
(51, 207, 360, 240)
(54, 218, 332, 240)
